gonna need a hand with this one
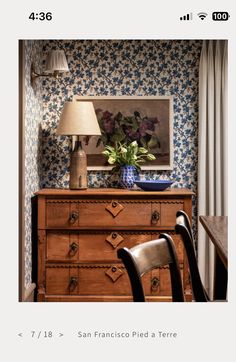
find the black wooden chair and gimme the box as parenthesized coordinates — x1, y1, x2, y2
(117, 233, 185, 302)
(175, 210, 209, 302)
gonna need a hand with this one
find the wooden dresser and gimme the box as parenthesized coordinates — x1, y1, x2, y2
(35, 188, 193, 302)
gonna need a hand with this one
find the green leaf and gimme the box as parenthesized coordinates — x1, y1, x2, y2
(140, 137, 148, 148)
(105, 145, 115, 152)
(108, 156, 116, 164)
(147, 153, 156, 161)
(138, 147, 148, 154)
(110, 127, 126, 143)
(131, 119, 139, 132)
(114, 112, 123, 122)
(101, 134, 108, 146)
(147, 135, 160, 149)
(102, 150, 110, 156)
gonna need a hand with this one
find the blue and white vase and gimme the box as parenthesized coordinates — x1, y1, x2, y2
(120, 165, 139, 189)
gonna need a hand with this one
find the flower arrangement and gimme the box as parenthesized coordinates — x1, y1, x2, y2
(102, 141, 156, 172)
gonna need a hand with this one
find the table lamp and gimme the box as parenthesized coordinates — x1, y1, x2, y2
(57, 101, 101, 189)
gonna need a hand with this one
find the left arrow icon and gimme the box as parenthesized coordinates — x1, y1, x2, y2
(18, 333, 23, 337)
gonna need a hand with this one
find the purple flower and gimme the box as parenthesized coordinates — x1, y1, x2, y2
(96, 109, 115, 134)
(124, 127, 140, 140)
(139, 117, 158, 136)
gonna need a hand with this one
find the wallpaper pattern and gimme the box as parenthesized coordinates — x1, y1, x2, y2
(24, 40, 43, 289)
(23, 40, 202, 290)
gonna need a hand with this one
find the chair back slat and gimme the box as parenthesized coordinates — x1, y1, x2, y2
(117, 233, 185, 302)
(131, 238, 172, 276)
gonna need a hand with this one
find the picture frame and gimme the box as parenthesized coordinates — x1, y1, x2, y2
(74, 96, 173, 170)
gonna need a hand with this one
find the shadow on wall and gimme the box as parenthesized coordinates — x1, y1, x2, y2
(31, 195, 38, 301)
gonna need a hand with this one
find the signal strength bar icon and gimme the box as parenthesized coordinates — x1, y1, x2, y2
(180, 13, 193, 21)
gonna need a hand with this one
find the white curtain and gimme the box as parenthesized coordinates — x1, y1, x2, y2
(198, 40, 228, 298)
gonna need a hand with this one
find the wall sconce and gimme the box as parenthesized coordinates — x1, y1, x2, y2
(31, 50, 69, 85)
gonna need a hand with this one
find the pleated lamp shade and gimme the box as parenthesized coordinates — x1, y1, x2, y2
(45, 50, 69, 73)
(57, 101, 101, 136)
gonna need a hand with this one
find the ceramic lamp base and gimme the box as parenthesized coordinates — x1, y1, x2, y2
(69, 140, 87, 189)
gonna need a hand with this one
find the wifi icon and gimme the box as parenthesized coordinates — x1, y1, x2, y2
(198, 12, 208, 20)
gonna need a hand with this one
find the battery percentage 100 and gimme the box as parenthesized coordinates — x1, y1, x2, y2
(212, 12, 230, 21)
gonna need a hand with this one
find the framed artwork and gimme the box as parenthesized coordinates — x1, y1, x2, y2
(74, 96, 173, 170)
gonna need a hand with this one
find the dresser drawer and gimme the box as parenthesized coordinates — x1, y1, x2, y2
(45, 264, 180, 297)
(46, 231, 183, 263)
(46, 231, 154, 262)
(45, 198, 184, 229)
(46, 264, 131, 296)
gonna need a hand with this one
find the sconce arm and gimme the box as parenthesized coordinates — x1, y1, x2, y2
(31, 64, 59, 85)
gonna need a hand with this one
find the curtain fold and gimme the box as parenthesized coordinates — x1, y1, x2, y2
(198, 40, 228, 299)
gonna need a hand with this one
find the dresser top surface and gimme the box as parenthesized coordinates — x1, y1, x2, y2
(35, 187, 194, 197)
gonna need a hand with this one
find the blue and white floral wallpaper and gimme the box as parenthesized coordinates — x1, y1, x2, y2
(23, 40, 202, 291)
(24, 40, 43, 289)
(41, 40, 201, 193)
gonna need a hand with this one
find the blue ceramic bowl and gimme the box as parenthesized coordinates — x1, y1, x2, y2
(134, 180, 173, 191)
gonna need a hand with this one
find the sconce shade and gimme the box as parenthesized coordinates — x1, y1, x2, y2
(57, 101, 101, 136)
(45, 50, 69, 73)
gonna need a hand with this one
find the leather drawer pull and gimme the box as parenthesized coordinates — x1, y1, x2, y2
(106, 232, 124, 249)
(69, 211, 79, 224)
(151, 210, 160, 225)
(105, 201, 124, 217)
(105, 266, 124, 282)
(69, 276, 78, 291)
